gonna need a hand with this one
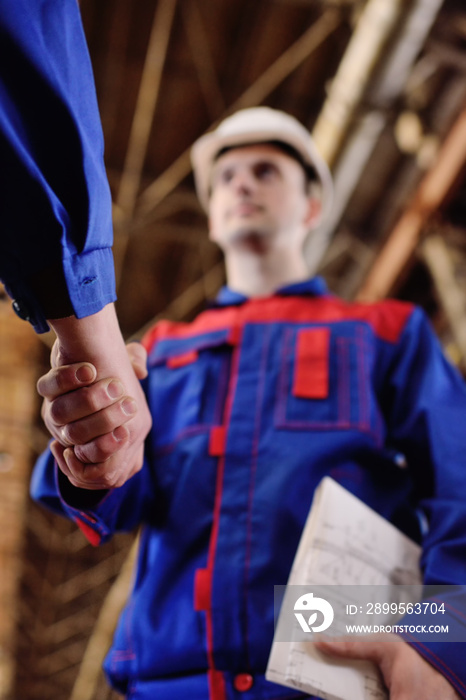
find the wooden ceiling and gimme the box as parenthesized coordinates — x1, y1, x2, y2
(77, 0, 466, 363)
(2, 1, 466, 699)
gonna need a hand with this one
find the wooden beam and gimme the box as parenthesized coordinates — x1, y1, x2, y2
(356, 105, 466, 302)
(114, 0, 178, 290)
(97, 0, 132, 146)
(116, 0, 178, 217)
(137, 8, 341, 217)
(0, 303, 42, 699)
(182, 1, 226, 119)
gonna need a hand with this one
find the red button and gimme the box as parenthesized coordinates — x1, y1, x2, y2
(233, 673, 254, 692)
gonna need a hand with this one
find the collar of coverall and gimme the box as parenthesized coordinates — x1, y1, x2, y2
(212, 276, 328, 307)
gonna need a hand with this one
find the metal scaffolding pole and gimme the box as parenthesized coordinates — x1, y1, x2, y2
(421, 234, 466, 369)
(356, 105, 466, 301)
(312, 0, 406, 167)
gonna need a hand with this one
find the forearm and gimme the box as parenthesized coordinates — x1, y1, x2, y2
(48, 303, 135, 377)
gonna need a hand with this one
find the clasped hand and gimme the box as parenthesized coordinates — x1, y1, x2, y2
(314, 634, 461, 699)
(38, 342, 151, 490)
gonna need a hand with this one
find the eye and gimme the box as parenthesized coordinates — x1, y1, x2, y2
(215, 167, 235, 186)
(254, 161, 278, 180)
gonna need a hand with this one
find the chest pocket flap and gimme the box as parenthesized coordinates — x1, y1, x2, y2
(148, 331, 232, 449)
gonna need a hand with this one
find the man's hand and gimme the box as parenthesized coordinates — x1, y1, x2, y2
(314, 634, 461, 700)
(38, 341, 151, 490)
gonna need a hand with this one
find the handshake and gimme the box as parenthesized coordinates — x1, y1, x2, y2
(39, 305, 152, 492)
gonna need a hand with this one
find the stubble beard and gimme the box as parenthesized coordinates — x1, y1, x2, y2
(227, 224, 272, 254)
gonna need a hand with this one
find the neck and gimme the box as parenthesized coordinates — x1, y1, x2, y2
(224, 245, 309, 298)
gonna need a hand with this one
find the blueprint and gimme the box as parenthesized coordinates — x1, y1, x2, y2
(266, 477, 422, 700)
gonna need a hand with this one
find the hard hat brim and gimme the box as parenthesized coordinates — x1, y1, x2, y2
(191, 109, 333, 226)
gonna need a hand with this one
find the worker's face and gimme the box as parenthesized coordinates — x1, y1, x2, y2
(208, 144, 320, 254)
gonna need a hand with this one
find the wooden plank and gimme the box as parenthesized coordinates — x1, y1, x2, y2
(0, 300, 42, 699)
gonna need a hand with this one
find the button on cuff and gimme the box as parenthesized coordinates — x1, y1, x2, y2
(12, 299, 50, 333)
(12, 299, 32, 322)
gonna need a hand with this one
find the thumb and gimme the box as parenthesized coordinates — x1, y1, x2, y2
(314, 634, 385, 664)
(314, 634, 395, 687)
(126, 342, 148, 380)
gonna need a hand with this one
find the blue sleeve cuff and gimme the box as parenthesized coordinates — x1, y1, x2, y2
(30, 447, 148, 544)
(6, 245, 116, 333)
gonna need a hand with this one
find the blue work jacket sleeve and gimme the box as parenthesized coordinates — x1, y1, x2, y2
(0, 0, 115, 333)
(385, 307, 466, 697)
(30, 447, 153, 546)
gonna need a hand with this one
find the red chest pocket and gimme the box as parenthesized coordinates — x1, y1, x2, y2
(274, 324, 382, 441)
(292, 327, 330, 399)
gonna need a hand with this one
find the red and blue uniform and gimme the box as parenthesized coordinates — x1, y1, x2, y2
(31, 278, 466, 699)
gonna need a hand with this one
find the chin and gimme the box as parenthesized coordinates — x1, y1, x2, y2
(230, 229, 271, 253)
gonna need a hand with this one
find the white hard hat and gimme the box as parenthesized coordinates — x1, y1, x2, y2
(191, 107, 333, 226)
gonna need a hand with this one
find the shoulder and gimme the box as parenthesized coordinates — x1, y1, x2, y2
(141, 307, 235, 353)
(333, 297, 416, 344)
(285, 293, 416, 344)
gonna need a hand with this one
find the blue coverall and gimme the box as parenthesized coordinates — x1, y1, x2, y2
(32, 278, 466, 700)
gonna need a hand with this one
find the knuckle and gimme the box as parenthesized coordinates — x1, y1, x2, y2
(81, 382, 112, 414)
(96, 443, 120, 463)
(49, 398, 66, 426)
(74, 444, 94, 463)
(99, 408, 122, 435)
(64, 423, 82, 445)
(53, 368, 67, 392)
(58, 426, 72, 447)
(75, 440, 114, 464)
(80, 387, 101, 414)
(53, 365, 76, 394)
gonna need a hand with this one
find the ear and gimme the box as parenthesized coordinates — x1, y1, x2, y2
(304, 195, 322, 228)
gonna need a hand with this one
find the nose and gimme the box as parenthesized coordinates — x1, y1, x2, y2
(230, 168, 255, 195)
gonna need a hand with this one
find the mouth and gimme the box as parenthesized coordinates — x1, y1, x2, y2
(230, 202, 263, 217)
